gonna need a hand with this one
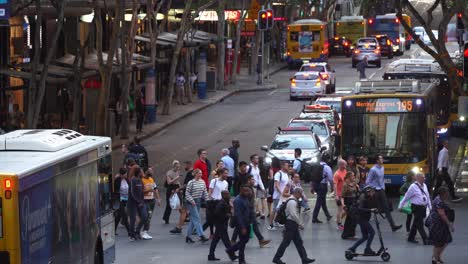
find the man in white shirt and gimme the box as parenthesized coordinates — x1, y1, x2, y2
(399, 172, 432, 245)
(435, 140, 462, 202)
(209, 168, 229, 200)
(268, 161, 290, 230)
(272, 187, 315, 264)
(293, 148, 302, 173)
(248, 154, 266, 219)
(221, 148, 235, 190)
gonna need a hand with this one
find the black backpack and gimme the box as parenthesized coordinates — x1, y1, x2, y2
(275, 198, 294, 225)
(309, 163, 325, 184)
(297, 159, 313, 183)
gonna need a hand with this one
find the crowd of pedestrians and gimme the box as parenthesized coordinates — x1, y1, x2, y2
(113, 137, 461, 264)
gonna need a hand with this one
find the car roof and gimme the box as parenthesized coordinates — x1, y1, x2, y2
(358, 37, 378, 41)
(290, 118, 327, 123)
(316, 97, 341, 102)
(302, 62, 328, 67)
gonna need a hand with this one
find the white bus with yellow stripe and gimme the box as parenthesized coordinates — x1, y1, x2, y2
(0, 129, 115, 264)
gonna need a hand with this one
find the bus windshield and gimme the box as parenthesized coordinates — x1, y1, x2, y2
(342, 113, 427, 163)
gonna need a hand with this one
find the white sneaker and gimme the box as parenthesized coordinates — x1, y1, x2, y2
(274, 222, 284, 228)
(267, 225, 277, 231)
(140, 231, 152, 240)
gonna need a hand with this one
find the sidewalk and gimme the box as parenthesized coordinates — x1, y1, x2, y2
(111, 63, 286, 149)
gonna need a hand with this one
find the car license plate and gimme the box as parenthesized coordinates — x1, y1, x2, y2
(302, 92, 310, 96)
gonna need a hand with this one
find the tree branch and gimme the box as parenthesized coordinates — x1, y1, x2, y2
(426, 0, 440, 28)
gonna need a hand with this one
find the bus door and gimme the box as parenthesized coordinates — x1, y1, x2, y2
(97, 152, 115, 263)
(0, 174, 20, 264)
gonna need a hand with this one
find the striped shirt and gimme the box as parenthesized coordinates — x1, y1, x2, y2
(185, 179, 208, 204)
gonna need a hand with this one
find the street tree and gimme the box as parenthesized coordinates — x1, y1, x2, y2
(22, 0, 67, 128)
(94, 0, 123, 136)
(360, 0, 397, 17)
(396, 0, 468, 97)
(161, 0, 217, 115)
(230, 0, 248, 84)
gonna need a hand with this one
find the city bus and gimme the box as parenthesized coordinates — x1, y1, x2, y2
(335, 16, 367, 45)
(368, 13, 411, 55)
(341, 80, 441, 186)
(286, 19, 329, 68)
(0, 129, 115, 264)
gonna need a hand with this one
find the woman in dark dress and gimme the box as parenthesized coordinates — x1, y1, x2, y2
(427, 186, 454, 264)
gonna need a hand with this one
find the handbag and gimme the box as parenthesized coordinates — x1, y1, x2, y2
(399, 195, 412, 215)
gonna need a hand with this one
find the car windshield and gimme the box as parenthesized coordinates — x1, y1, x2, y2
(358, 39, 377, 45)
(300, 65, 325, 72)
(295, 74, 318, 80)
(271, 135, 318, 150)
(288, 122, 328, 136)
(300, 112, 336, 126)
(316, 100, 342, 112)
(342, 113, 427, 163)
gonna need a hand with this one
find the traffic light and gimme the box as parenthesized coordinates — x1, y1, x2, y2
(457, 13, 465, 30)
(258, 10, 268, 30)
(266, 9, 274, 29)
(464, 43, 468, 80)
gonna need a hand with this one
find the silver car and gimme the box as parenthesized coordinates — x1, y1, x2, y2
(352, 37, 382, 68)
(290, 71, 326, 100)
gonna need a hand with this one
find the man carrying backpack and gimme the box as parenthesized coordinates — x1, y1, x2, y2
(127, 137, 149, 171)
(273, 187, 315, 264)
(312, 153, 333, 223)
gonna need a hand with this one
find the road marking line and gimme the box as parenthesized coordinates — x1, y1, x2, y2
(369, 72, 377, 80)
(268, 89, 278, 96)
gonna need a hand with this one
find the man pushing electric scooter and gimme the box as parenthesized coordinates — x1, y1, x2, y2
(345, 186, 391, 262)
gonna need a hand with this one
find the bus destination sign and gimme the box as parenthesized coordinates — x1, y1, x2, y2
(344, 98, 425, 113)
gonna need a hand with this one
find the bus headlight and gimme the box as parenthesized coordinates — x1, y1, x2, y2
(411, 167, 422, 174)
(460, 116, 466, 122)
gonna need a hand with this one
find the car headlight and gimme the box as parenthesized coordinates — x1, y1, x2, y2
(411, 166, 422, 174)
(437, 128, 448, 134)
(307, 157, 318, 164)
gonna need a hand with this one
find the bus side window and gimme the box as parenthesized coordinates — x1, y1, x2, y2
(290, 32, 299, 41)
(98, 155, 113, 214)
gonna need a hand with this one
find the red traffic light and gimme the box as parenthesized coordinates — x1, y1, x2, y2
(267, 11, 272, 17)
(458, 13, 463, 18)
(368, 19, 373, 24)
(464, 48, 468, 58)
(395, 18, 400, 23)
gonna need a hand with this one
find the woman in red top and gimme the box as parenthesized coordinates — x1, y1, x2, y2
(334, 159, 348, 230)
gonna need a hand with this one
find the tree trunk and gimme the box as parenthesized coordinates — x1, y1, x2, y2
(161, 0, 193, 115)
(230, 0, 246, 85)
(216, 0, 226, 90)
(185, 49, 193, 103)
(30, 0, 66, 128)
(26, 0, 43, 128)
(120, 0, 140, 139)
(95, 0, 122, 136)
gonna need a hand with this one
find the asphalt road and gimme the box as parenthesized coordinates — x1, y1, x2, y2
(114, 44, 468, 264)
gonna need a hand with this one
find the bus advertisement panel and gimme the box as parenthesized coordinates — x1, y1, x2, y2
(341, 96, 430, 185)
(19, 161, 100, 264)
(287, 19, 328, 68)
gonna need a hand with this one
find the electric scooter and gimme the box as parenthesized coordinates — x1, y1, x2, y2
(345, 210, 391, 262)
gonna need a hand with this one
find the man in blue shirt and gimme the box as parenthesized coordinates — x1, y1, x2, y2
(226, 185, 253, 264)
(312, 153, 334, 223)
(366, 154, 402, 232)
(221, 148, 235, 190)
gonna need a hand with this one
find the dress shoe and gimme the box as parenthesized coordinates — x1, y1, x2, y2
(326, 215, 333, 222)
(225, 250, 237, 261)
(208, 255, 220, 261)
(391, 225, 402, 232)
(185, 236, 195, 243)
(200, 236, 209, 243)
(272, 259, 286, 264)
(408, 239, 419, 244)
(302, 258, 315, 263)
(259, 239, 271, 247)
(312, 219, 323, 224)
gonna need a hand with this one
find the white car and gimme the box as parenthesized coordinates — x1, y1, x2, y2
(290, 71, 326, 100)
(413, 26, 426, 43)
(299, 62, 336, 93)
